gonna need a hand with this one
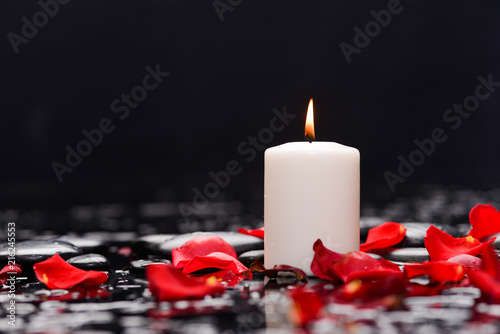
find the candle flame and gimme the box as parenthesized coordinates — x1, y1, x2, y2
(305, 98, 315, 142)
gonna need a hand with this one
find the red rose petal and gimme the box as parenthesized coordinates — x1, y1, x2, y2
(33, 253, 108, 289)
(404, 261, 465, 283)
(424, 225, 495, 261)
(447, 254, 482, 271)
(237, 227, 264, 239)
(172, 236, 237, 269)
(406, 283, 447, 297)
(310, 239, 343, 281)
(250, 261, 307, 282)
(480, 245, 500, 278)
(0, 264, 21, 284)
(334, 273, 406, 305)
(181, 251, 249, 276)
(467, 269, 500, 303)
(289, 288, 324, 327)
(360, 222, 407, 252)
(197, 269, 247, 287)
(330, 251, 402, 283)
(468, 204, 500, 241)
(147, 264, 226, 301)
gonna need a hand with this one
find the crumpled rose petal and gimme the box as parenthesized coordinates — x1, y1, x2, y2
(330, 251, 402, 283)
(404, 261, 465, 283)
(237, 227, 264, 239)
(333, 273, 406, 307)
(172, 236, 237, 269)
(311, 239, 343, 281)
(181, 251, 249, 276)
(424, 225, 495, 261)
(147, 264, 226, 301)
(447, 254, 482, 271)
(360, 222, 406, 252)
(197, 269, 247, 287)
(406, 283, 447, 297)
(467, 269, 500, 303)
(33, 253, 108, 289)
(289, 288, 324, 327)
(250, 261, 307, 282)
(468, 204, 500, 241)
(0, 264, 21, 284)
(479, 245, 500, 279)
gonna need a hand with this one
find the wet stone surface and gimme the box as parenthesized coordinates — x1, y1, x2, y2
(238, 250, 265, 267)
(67, 253, 111, 271)
(370, 247, 430, 263)
(0, 239, 82, 264)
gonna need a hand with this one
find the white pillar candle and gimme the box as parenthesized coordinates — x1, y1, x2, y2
(264, 100, 360, 276)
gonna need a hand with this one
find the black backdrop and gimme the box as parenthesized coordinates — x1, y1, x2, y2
(1, 1, 499, 209)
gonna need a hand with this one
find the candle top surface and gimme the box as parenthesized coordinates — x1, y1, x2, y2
(266, 141, 358, 152)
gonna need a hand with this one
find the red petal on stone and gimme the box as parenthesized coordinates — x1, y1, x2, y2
(147, 264, 226, 301)
(289, 288, 324, 327)
(360, 222, 407, 252)
(404, 261, 465, 283)
(468, 204, 500, 241)
(330, 251, 402, 283)
(250, 261, 307, 282)
(33, 253, 108, 289)
(406, 283, 446, 297)
(424, 225, 495, 261)
(310, 239, 344, 281)
(447, 254, 482, 271)
(467, 269, 500, 303)
(172, 236, 237, 269)
(0, 264, 21, 284)
(181, 251, 249, 275)
(480, 245, 500, 279)
(237, 227, 264, 239)
(334, 273, 406, 306)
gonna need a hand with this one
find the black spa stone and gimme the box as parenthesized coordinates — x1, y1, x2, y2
(130, 259, 171, 275)
(0, 239, 82, 264)
(159, 231, 264, 259)
(238, 250, 264, 267)
(130, 234, 177, 255)
(67, 253, 111, 271)
(55, 235, 108, 254)
(370, 247, 429, 263)
(400, 223, 459, 247)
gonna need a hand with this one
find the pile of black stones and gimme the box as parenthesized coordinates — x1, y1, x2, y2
(1, 184, 500, 333)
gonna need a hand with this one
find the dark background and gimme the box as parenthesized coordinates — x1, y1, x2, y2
(1, 1, 499, 212)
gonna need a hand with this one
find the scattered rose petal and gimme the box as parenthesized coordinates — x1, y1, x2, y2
(289, 288, 324, 327)
(181, 251, 249, 276)
(237, 227, 264, 239)
(311, 239, 344, 281)
(250, 261, 307, 282)
(33, 253, 108, 289)
(424, 225, 495, 261)
(330, 251, 402, 283)
(360, 222, 406, 252)
(0, 264, 21, 284)
(467, 269, 500, 303)
(406, 283, 447, 297)
(447, 254, 482, 271)
(404, 261, 465, 283)
(147, 263, 226, 301)
(333, 273, 406, 307)
(480, 245, 500, 279)
(468, 204, 500, 241)
(172, 236, 237, 269)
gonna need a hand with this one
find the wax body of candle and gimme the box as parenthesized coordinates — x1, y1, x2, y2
(264, 142, 360, 276)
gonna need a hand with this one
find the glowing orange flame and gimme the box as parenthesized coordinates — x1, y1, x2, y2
(305, 98, 315, 142)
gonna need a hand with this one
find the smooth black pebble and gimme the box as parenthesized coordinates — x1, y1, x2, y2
(131, 234, 177, 255)
(67, 253, 111, 271)
(55, 235, 108, 254)
(370, 247, 429, 263)
(0, 239, 82, 264)
(238, 250, 264, 267)
(130, 259, 171, 275)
